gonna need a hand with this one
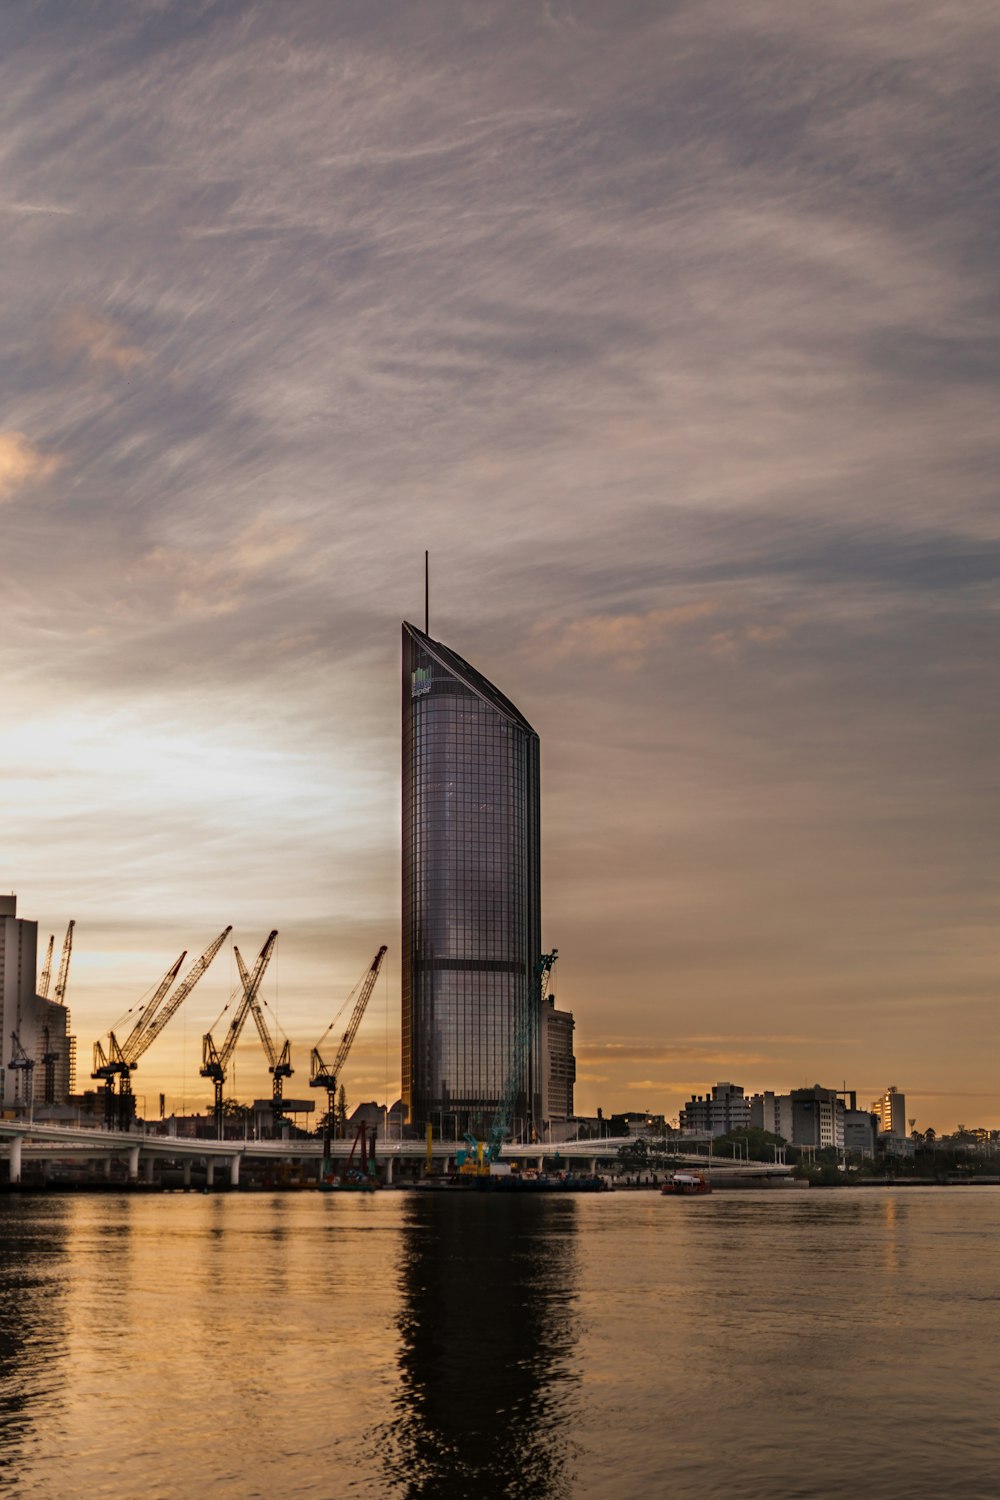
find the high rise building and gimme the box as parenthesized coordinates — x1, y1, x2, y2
(541, 998, 576, 1125)
(402, 622, 541, 1139)
(871, 1085, 906, 1140)
(0, 895, 76, 1109)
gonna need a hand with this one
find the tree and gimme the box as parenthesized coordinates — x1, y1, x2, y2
(618, 1138, 648, 1171)
(336, 1084, 348, 1139)
(712, 1127, 787, 1162)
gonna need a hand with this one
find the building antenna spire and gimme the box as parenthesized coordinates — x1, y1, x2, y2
(424, 550, 429, 636)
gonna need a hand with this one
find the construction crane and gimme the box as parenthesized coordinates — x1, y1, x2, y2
(41, 1026, 60, 1105)
(37, 921, 75, 1105)
(93, 925, 232, 1130)
(52, 920, 75, 1004)
(233, 939, 292, 1138)
(5, 920, 75, 1114)
(8, 1032, 35, 1113)
(93, 951, 185, 1125)
(484, 949, 558, 1166)
(200, 931, 277, 1140)
(38, 935, 55, 998)
(310, 945, 387, 1166)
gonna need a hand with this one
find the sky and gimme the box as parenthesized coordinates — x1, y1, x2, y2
(2, 0, 997, 1132)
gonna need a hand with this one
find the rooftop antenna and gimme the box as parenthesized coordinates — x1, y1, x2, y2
(424, 549, 429, 636)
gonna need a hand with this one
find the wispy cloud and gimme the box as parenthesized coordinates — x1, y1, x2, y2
(54, 307, 147, 372)
(0, 2, 995, 1128)
(0, 431, 61, 503)
(531, 603, 718, 670)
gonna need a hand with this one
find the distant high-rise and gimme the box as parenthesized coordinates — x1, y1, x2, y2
(541, 998, 576, 1125)
(872, 1085, 906, 1140)
(401, 622, 541, 1139)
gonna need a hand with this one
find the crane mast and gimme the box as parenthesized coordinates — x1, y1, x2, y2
(310, 945, 387, 1166)
(93, 925, 232, 1130)
(201, 931, 277, 1140)
(8, 1032, 35, 1112)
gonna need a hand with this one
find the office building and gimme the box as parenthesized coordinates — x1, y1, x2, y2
(402, 622, 541, 1139)
(844, 1109, 879, 1156)
(541, 998, 576, 1125)
(789, 1085, 845, 1150)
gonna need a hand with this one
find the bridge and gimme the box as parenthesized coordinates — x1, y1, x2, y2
(0, 1119, 793, 1188)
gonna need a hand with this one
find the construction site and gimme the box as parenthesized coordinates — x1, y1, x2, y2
(0, 892, 603, 1193)
(3, 617, 592, 1192)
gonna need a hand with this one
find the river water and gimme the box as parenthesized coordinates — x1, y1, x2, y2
(1, 1187, 997, 1499)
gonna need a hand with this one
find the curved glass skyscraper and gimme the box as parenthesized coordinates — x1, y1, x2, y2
(402, 622, 541, 1138)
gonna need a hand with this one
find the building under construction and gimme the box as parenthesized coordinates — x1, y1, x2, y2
(0, 895, 76, 1111)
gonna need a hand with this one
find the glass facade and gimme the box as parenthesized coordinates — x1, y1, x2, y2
(402, 622, 541, 1139)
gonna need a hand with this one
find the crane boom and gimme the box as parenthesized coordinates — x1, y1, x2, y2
(310, 946, 387, 1161)
(123, 925, 232, 1064)
(316, 946, 387, 1083)
(52, 920, 75, 1004)
(217, 933, 278, 1072)
(109, 953, 186, 1066)
(38, 936, 55, 999)
(235, 944, 279, 1069)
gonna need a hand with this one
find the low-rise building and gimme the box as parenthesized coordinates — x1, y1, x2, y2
(844, 1109, 879, 1157)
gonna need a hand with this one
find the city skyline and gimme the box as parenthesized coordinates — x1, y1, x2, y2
(2, 3, 997, 1132)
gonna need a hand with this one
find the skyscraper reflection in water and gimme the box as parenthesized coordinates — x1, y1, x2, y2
(381, 1195, 579, 1499)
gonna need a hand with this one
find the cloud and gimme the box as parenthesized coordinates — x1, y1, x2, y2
(625, 1080, 707, 1093)
(137, 514, 308, 619)
(55, 307, 147, 372)
(0, 2, 996, 1132)
(530, 602, 718, 671)
(0, 431, 61, 503)
(708, 622, 790, 658)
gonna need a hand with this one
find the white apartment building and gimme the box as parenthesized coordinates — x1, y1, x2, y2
(680, 1081, 750, 1137)
(748, 1090, 795, 1141)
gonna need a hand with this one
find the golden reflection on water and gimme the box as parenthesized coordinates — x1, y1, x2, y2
(1, 1187, 999, 1499)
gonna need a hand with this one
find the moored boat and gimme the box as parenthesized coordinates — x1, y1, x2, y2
(661, 1171, 712, 1196)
